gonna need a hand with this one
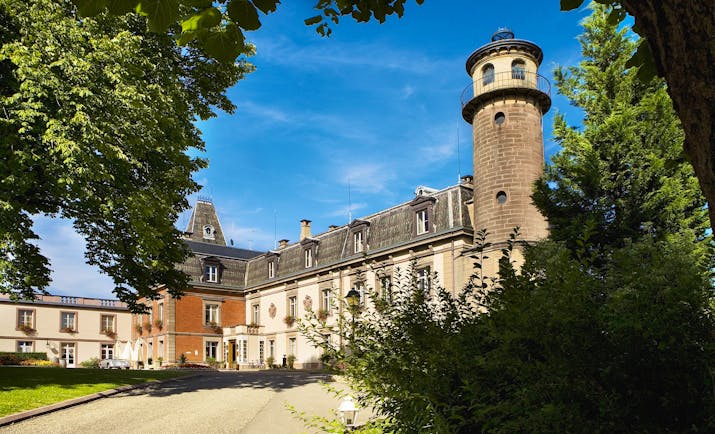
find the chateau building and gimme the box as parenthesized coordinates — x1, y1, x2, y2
(1, 30, 550, 370)
(0, 294, 131, 367)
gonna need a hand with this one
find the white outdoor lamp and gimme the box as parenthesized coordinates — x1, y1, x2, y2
(338, 396, 359, 428)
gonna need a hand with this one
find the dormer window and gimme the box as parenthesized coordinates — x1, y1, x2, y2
(301, 238, 319, 269)
(348, 219, 370, 255)
(268, 260, 275, 278)
(353, 231, 364, 253)
(410, 195, 436, 237)
(416, 209, 429, 235)
(205, 264, 218, 282)
(203, 224, 215, 240)
(304, 248, 313, 268)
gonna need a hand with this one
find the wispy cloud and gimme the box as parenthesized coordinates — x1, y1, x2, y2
(326, 202, 367, 219)
(252, 35, 455, 75)
(340, 162, 397, 194)
(238, 100, 290, 123)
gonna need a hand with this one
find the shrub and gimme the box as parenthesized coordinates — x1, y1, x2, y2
(80, 357, 100, 369)
(266, 356, 275, 369)
(0, 352, 48, 365)
(20, 359, 59, 367)
(179, 353, 186, 364)
(286, 354, 296, 369)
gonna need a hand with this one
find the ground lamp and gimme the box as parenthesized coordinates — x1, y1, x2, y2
(338, 396, 359, 428)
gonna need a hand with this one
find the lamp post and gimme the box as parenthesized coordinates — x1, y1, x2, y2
(345, 287, 360, 341)
(338, 396, 359, 428)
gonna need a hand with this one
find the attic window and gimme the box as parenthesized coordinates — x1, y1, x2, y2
(203, 225, 215, 240)
(205, 264, 218, 282)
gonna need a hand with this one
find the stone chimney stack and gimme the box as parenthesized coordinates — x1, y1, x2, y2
(299, 219, 312, 241)
(278, 239, 289, 249)
(461, 174, 474, 186)
(328, 225, 339, 231)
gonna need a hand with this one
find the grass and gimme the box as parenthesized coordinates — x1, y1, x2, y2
(0, 367, 191, 417)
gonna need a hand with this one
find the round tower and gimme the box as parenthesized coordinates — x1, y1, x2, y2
(461, 28, 551, 249)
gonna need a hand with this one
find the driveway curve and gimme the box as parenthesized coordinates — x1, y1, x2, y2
(1, 371, 343, 434)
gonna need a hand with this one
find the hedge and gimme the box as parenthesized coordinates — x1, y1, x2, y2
(0, 352, 49, 365)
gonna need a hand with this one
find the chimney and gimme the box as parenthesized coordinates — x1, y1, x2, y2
(299, 219, 312, 241)
(328, 225, 339, 231)
(461, 174, 474, 185)
(278, 239, 289, 249)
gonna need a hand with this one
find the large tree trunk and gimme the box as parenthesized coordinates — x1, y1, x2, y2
(622, 1, 715, 226)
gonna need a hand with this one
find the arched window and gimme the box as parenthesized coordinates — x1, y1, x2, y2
(511, 59, 526, 80)
(482, 64, 494, 85)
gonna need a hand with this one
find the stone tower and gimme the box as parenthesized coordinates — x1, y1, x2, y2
(184, 197, 226, 245)
(461, 28, 551, 253)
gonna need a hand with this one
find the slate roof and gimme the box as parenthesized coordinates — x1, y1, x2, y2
(185, 240, 263, 260)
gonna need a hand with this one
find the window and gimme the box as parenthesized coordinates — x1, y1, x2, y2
(355, 282, 366, 306)
(321, 289, 332, 312)
(205, 264, 218, 282)
(17, 309, 33, 328)
(252, 304, 260, 324)
(60, 312, 76, 332)
(380, 276, 392, 300)
(288, 337, 297, 356)
(268, 260, 275, 278)
(288, 296, 297, 317)
(353, 231, 364, 253)
(158, 303, 164, 322)
(304, 248, 313, 268)
(204, 303, 219, 325)
(416, 209, 429, 235)
(101, 344, 114, 360)
(511, 59, 526, 79)
(17, 341, 33, 353)
(417, 267, 431, 293)
(205, 341, 219, 360)
(203, 224, 215, 240)
(269, 340, 275, 358)
(259, 341, 265, 363)
(236, 338, 248, 362)
(482, 63, 494, 85)
(159, 339, 164, 358)
(101, 315, 114, 333)
(496, 191, 508, 204)
(494, 112, 506, 125)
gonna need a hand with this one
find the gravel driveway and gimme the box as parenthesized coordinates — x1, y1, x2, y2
(1, 371, 344, 434)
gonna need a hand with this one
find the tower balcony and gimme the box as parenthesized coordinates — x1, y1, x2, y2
(461, 71, 551, 122)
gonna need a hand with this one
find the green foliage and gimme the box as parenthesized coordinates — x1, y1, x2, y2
(533, 4, 708, 258)
(560, 0, 656, 82)
(0, 352, 48, 365)
(266, 355, 274, 368)
(72, 0, 425, 63)
(80, 357, 100, 368)
(179, 353, 187, 364)
(286, 354, 295, 369)
(1, 0, 251, 310)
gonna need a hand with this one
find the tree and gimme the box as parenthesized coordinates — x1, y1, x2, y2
(1, 0, 251, 311)
(532, 4, 708, 256)
(297, 8, 715, 432)
(560, 0, 715, 229)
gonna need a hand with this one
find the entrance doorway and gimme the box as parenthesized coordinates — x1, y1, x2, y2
(61, 343, 75, 368)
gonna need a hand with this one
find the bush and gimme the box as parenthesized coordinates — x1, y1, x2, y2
(179, 353, 186, 364)
(20, 359, 59, 367)
(266, 356, 274, 368)
(0, 352, 48, 365)
(80, 357, 100, 369)
(286, 354, 296, 369)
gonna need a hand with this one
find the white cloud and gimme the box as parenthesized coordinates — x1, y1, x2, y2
(401, 84, 415, 99)
(326, 202, 368, 219)
(238, 100, 290, 123)
(31, 216, 116, 299)
(340, 162, 397, 194)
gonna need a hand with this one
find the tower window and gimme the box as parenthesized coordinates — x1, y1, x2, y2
(512, 59, 526, 80)
(482, 64, 494, 85)
(496, 191, 508, 204)
(203, 225, 215, 240)
(494, 112, 506, 125)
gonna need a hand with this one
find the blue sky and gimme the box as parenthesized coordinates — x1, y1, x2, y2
(34, 0, 594, 299)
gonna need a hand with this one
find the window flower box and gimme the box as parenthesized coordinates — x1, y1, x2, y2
(284, 315, 296, 327)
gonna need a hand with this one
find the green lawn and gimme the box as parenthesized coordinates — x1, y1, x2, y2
(0, 367, 191, 417)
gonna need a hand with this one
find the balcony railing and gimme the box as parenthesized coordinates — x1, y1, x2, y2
(460, 71, 551, 107)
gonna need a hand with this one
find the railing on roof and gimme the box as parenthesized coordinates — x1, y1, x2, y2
(460, 71, 551, 107)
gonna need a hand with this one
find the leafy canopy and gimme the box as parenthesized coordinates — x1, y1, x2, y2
(532, 4, 708, 257)
(1, 0, 251, 310)
(72, 0, 425, 62)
